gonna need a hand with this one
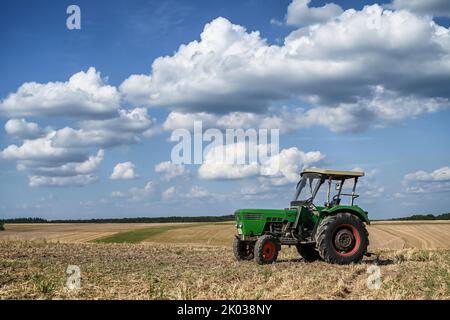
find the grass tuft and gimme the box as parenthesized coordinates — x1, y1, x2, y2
(31, 274, 56, 295)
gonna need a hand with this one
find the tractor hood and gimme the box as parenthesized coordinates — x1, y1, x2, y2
(234, 208, 297, 237)
(234, 208, 296, 219)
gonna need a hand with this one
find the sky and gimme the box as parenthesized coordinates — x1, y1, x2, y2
(1, 0, 450, 220)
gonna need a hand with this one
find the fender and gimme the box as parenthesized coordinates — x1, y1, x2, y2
(320, 205, 370, 224)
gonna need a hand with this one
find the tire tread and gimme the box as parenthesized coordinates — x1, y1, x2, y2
(315, 212, 369, 264)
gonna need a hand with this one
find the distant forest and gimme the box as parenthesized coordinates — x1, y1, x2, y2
(389, 213, 450, 221)
(0, 215, 235, 224)
(0, 213, 449, 224)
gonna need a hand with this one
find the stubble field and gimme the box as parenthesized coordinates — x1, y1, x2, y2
(0, 221, 449, 299)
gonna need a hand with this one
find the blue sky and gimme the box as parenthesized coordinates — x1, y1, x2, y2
(1, 0, 450, 220)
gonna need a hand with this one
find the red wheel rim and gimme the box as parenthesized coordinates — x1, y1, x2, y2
(262, 241, 276, 260)
(333, 224, 361, 257)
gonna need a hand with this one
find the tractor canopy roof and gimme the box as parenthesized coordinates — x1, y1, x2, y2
(300, 168, 364, 180)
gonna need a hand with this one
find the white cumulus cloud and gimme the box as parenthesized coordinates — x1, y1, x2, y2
(162, 186, 177, 201)
(1, 131, 104, 187)
(1, 108, 156, 187)
(186, 185, 209, 198)
(390, 0, 450, 18)
(110, 162, 138, 180)
(405, 166, 450, 182)
(198, 142, 324, 184)
(261, 147, 325, 185)
(18, 149, 104, 178)
(121, 8, 450, 133)
(29, 174, 99, 188)
(1, 131, 88, 163)
(128, 181, 156, 202)
(154, 161, 189, 181)
(402, 166, 450, 194)
(0, 67, 120, 119)
(198, 142, 262, 180)
(285, 0, 343, 26)
(53, 108, 155, 148)
(4, 119, 44, 139)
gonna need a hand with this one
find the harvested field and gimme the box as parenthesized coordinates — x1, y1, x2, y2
(143, 221, 450, 249)
(0, 223, 193, 243)
(369, 221, 450, 249)
(143, 222, 236, 247)
(0, 240, 448, 299)
(95, 223, 203, 244)
(1, 221, 449, 249)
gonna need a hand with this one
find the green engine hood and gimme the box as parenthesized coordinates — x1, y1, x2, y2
(234, 208, 297, 237)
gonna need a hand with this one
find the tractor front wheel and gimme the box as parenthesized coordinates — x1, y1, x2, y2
(233, 238, 255, 261)
(296, 243, 321, 262)
(254, 235, 280, 265)
(315, 212, 369, 264)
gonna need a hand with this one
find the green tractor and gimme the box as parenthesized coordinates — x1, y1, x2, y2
(233, 168, 370, 265)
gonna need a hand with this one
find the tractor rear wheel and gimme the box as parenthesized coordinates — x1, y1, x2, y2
(233, 238, 255, 261)
(296, 243, 321, 262)
(254, 235, 280, 265)
(315, 212, 369, 264)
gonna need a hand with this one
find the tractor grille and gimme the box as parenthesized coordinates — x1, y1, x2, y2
(243, 213, 263, 220)
(267, 217, 283, 222)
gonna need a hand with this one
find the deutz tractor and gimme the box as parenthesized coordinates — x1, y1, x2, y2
(233, 168, 370, 265)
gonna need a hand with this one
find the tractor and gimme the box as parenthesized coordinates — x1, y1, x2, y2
(233, 168, 370, 265)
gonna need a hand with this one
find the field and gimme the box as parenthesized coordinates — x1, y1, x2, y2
(0, 221, 449, 299)
(0, 223, 193, 243)
(1, 221, 449, 249)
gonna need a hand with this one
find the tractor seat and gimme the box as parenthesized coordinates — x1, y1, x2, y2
(330, 197, 341, 206)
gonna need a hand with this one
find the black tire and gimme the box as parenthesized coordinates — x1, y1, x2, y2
(254, 235, 280, 265)
(233, 238, 255, 261)
(315, 212, 369, 264)
(296, 243, 321, 262)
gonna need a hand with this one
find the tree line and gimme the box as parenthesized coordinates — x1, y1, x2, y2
(389, 213, 450, 221)
(0, 212, 449, 228)
(0, 215, 235, 224)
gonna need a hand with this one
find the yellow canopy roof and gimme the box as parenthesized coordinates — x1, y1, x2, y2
(300, 168, 364, 179)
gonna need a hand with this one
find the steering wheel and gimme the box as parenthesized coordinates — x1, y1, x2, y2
(306, 198, 317, 211)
